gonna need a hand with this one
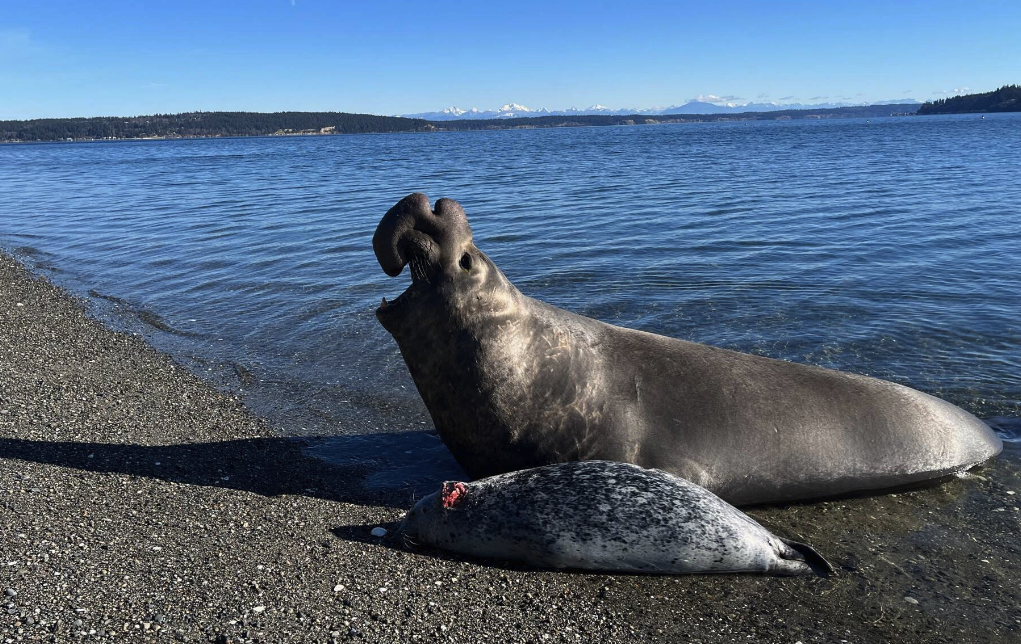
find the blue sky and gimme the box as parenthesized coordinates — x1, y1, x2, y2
(1, 1, 1018, 119)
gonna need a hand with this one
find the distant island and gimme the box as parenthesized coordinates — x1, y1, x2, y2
(917, 85, 1020, 115)
(0, 112, 429, 144)
(1, 103, 920, 144)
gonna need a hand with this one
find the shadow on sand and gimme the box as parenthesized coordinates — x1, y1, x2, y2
(327, 521, 564, 574)
(0, 430, 464, 510)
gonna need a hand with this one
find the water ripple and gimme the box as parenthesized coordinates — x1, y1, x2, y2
(2, 114, 1020, 432)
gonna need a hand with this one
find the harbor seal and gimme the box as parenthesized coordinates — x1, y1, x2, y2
(373, 193, 1002, 505)
(397, 460, 832, 576)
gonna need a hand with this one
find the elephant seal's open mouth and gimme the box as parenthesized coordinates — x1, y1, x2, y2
(375, 254, 430, 327)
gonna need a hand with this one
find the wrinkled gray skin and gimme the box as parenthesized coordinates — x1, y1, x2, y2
(398, 461, 832, 576)
(374, 193, 1003, 506)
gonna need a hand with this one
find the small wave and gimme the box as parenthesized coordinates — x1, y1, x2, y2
(88, 288, 129, 306)
(233, 362, 257, 388)
(13, 245, 44, 257)
(135, 310, 198, 337)
(985, 417, 1021, 443)
(10, 245, 61, 272)
(88, 289, 198, 337)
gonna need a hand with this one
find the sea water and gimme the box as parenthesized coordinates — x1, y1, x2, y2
(2, 115, 1019, 455)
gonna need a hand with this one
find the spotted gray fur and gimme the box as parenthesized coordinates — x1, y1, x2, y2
(397, 461, 832, 576)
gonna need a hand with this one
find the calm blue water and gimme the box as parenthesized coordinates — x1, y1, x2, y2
(2, 115, 1020, 440)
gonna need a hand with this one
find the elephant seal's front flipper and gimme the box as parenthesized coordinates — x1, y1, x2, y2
(374, 193, 1003, 505)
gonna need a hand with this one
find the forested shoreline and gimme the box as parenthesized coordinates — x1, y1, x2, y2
(0, 112, 430, 143)
(917, 85, 1020, 114)
(2, 103, 920, 143)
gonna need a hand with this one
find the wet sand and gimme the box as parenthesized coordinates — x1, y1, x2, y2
(1, 253, 1019, 643)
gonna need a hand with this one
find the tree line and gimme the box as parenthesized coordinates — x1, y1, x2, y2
(0, 112, 429, 142)
(435, 103, 920, 131)
(917, 85, 1021, 115)
(2, 103, 927, 143)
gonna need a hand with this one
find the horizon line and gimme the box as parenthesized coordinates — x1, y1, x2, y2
(2, 99, 934, 124)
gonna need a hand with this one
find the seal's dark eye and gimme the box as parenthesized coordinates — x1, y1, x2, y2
(459, 252, 472, 271)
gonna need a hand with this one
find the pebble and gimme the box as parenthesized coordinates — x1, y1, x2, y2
(904, 597, 919, 605)
(252, 606, 266, 613)
(370, 527, 387, 537)
(333, 584, 345, 592)
(4, 589, 15, 598)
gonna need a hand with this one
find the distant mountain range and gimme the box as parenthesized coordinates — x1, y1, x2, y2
(404, 99, 923, 120)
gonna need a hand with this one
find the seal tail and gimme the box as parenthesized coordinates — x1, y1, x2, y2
(777, 538, 833, 577)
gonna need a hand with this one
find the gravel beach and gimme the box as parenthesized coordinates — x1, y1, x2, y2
(2, 253, 1019, 644)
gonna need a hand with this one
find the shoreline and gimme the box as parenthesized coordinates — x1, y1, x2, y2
(9, 112, 1010, 146)
(2, 253, 1019, 643)
(0, 108, 933, 145)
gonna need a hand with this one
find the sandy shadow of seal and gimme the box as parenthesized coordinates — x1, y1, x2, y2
(0, 430, 463, 510)
(328, 521, 566, 575)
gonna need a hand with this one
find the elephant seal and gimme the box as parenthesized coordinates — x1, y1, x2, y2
(397, 460, 832, 576)
(373, 193, 1002, 505)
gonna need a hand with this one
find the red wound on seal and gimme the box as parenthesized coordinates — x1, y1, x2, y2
(441, 481, 468, 508)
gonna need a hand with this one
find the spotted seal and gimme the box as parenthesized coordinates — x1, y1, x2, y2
(397, 460, 831, 576)
(373, 193, 1002, 505)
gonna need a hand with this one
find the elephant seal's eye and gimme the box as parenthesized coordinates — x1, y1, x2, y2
(459, 253, 472, 271)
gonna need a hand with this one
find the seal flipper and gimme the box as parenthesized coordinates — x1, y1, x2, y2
(777, 538, 833, 577)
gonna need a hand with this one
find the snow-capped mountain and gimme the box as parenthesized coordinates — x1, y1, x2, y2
(558, 104, 661, 116)
(406, 103, 551, 120)
(652, 98, 922, 114)
(403, 102, 657, 120)
(659, 101, 735, 115)
(497, 103, 550, 117)
(403, 98, 922, 120)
